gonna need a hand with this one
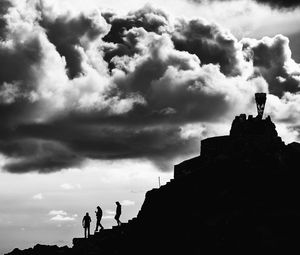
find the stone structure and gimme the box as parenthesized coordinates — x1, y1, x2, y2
(175, 93, 284, 179)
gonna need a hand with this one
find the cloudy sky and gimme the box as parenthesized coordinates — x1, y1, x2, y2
(1, 0, 300, 253)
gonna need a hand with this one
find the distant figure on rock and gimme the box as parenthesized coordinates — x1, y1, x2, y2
(82, 212, 91, 238)
(115, 201, 122, 226)
(95, 206, 104, 232)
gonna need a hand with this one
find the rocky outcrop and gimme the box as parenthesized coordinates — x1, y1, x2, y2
(137, 114, 300, 254)
(7, 114, 300, 254)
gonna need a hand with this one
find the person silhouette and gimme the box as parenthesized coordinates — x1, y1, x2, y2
(115, 201, 122, 226)
(82, 212, 91, 238)
(95, 206, 104, 232)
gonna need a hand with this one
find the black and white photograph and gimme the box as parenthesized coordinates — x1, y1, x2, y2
(1, 0, 300, 254)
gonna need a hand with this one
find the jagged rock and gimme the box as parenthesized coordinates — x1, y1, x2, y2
(5, 244, 71, 255)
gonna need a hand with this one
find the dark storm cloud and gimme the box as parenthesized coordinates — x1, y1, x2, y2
(39, 10, 109, 79)
(0, 2, 299, 173)
(0, 0, 12, 39)
(0, 139, 81, 173)
(101, 7, 245, 76)
(110, 30, 233, 122)
(171, 19, 244, 76)
(102, 5, 169, 44)
(101, 5, 170, 69)
(242, 35, 300, 97)
(188, 0, 300, 9)
(0, 36, 43, 87)
(249, 0, 300, 9)
(3, 120, 198, 171)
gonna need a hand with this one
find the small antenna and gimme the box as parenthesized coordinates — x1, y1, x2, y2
(158, 177, 161, 188)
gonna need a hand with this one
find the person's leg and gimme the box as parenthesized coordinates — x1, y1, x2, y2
(88, 226, 90, 237)
(84, 227, 87, 238)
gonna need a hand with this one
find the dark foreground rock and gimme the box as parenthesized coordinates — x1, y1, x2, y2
(6, 244, 72, 255)
(7, 114, 300, 255)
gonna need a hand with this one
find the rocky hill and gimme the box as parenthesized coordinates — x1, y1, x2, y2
(6, 112, 300, 255)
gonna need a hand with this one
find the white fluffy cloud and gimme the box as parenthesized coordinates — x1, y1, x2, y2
(49, 210, 68, 216)
(50, 215, 76, 221)
(49, 210, 77, 221)
(0, 1, 300, 173)
(242, 34, 300, 97)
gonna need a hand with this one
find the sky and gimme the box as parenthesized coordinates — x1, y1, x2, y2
(1, 0, 300, 253)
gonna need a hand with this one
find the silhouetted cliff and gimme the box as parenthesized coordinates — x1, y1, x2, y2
(134, 114, 300, 254)
(7, 114, 300, 255)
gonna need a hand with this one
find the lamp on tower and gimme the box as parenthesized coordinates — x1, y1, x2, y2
(255, 93, 266, 118)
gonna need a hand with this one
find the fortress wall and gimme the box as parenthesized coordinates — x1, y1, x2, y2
(174, 156, 200, 179)
(201, 136, 231, 158)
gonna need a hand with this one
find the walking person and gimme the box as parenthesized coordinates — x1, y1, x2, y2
(82, 212, 91, 238)
(115, 201, 122, 226)
(95, 206, 104, 232)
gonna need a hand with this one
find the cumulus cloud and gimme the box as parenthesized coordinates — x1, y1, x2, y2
(242, 35, 300, 97)
(38, 2, 110, 79)
(101, 4, 170, 70)
(0, 1, 300, 173)
(171, 18, 247, 76)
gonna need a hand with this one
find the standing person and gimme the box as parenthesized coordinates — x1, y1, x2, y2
(115, 201, 122, 226)
(82, 212, 91, 238)
(95, 206, 104, 232)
